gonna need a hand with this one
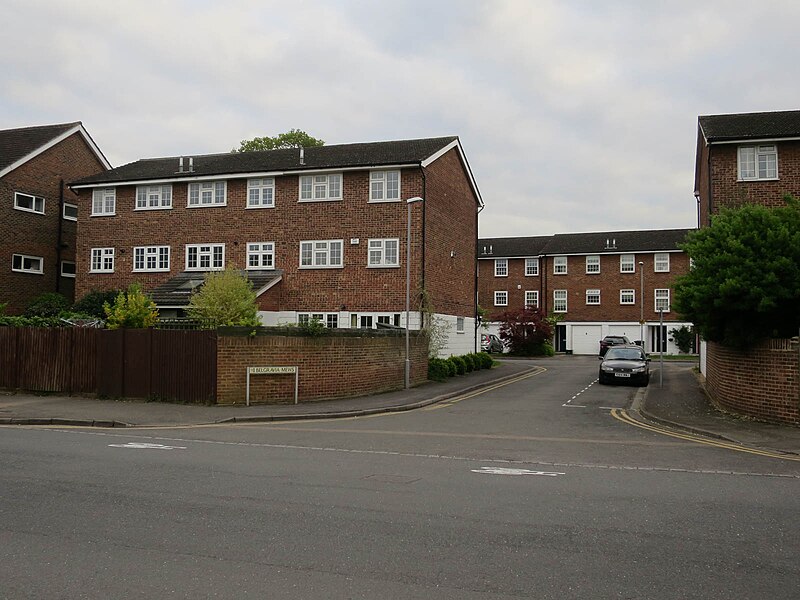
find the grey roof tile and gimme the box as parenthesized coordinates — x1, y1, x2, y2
(479, 229, 693, 258)
(0, 122, 81, 173)
(149, 270, 282, 307)
(699, 110, 800, 142)
(73, 136, 459, 186)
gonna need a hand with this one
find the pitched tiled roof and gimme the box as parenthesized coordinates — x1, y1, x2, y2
(149, 270, 282, 307)
(478, 236, 552, 258)
(72, 136, 460, 186)
(699, 110, 800, 142)
(0, 122, 82, 172)
(478, 229, 693, 258)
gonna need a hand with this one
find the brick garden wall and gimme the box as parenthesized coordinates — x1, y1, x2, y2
(705, 339, 799, 425)
(216, 329, 429, 405)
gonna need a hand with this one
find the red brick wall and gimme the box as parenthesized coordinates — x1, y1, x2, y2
(216, 330, 428, 404)
(423, 148, 479, 317)
(1, 132, 106, 312)
(479, 251, 690, 323)
(76, 168, 428, 314)
(705, 340, 799, 425)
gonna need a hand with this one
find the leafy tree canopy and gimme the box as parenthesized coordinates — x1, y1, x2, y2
(235, 129, 324, 153)
(674, 197, 800, 349)
(497, 307, 554, 356)
(104, 283, 159, 329)
(186, 267, 260, 328)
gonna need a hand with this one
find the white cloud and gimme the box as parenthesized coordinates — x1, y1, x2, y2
(2, 0, 799, 237)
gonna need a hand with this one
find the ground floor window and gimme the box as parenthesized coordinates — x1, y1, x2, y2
(298, 313, 338, 328)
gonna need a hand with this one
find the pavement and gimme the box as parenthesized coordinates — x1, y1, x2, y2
(1, 356, 798, 456)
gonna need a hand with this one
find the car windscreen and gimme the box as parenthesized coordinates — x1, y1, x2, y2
(605, 348, 643, 360)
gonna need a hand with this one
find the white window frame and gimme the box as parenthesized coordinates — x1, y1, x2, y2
(247, 242, 275, 270)
(90, 247, 115, 273)
(525, 257, 539, 276)
(456, 316, 465, 334)
(525, 290, 539, 308)
(655, 289, 671, 313)
(620, 254, 635, 273)
(299, 173, 342, 202)
(133, 246, 170, 272)
(185, 244, 225, 271)
(298, 313, 339, 328)
(187, 181, 227, 207)
(738, 145, 778, 181)
(135, 185, 173, 210)
(620, 289, 635, 305)
(367, 238, 399, 268)
(247, 178, 275, 208)
(91, 188, 116, 216)
(586, 289, 601, 305)
(299, 239, 344, 268)
(63, 202, 78, 221)
(12, 253, 44, 274)
(494, 258, 508, 277)
(553, 289, 567, 313)
(494, 291, 508, 306)
(553, 256, 567, 275)
(654, 253, 670, 273)
(369, 170, 401, 202)
(60, 261, 76, 278)
(586, 255, 600, 274)
(14, 192, 45, 215)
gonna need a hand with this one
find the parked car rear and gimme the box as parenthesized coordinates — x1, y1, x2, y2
(599, 335, 630, 356)
(481, 333, 504, 353)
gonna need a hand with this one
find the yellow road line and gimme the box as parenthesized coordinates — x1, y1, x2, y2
(611, 409, 800, 462)
(423, 367, 547, 411)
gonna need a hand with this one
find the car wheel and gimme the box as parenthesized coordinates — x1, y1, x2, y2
(598, 373, 605, 384)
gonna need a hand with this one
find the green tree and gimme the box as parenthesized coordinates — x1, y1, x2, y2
(235, 129, 324, 153)
(103, 283, 159, 329)
(186, 268, 260, 328)
(674, 197, 800, 349)
(74, 289, 124, 318)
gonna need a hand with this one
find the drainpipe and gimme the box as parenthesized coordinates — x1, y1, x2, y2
(706, 144, 713, 226)
(419, 165, 426, 326)
(475, 201, 484, 353)
(55, 178, 64, 293)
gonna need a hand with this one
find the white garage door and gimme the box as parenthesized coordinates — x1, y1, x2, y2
(571, 325, 602, 355)
(608, 325, 639, 341)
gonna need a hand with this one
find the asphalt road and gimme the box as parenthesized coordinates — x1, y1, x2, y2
(2, 357, 798, 599)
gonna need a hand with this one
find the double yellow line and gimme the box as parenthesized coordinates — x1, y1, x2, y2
(424, 367, 547, 411)
(612, 409, 800, 462)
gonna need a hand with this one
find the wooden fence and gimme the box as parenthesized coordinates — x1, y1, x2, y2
(0, 327, 216, 403)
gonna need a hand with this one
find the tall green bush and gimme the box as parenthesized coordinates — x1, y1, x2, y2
(104, 284, 159, 329)
(186, 267, 260, 328)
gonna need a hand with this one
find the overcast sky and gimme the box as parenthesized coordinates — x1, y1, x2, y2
(2, 0, 798, 238)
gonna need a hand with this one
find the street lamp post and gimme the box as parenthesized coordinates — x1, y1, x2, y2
(405, 196, 424, 389)
(639, 261, 644, 348)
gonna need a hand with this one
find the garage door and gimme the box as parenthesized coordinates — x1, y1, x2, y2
(608, 325, 639, 342)
(571, 325, 602, 355)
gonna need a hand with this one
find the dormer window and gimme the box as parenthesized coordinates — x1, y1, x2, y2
(738, 145, 777, 180)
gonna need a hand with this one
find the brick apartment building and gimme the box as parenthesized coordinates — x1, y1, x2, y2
(478, 229, 693, 355)
(70, 137, 482, 356)
(0, 122, 109, 313)
(695, 109, 800, 387)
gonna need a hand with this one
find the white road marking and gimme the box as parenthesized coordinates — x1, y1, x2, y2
(472, 466, 564, 476)
(41, 428, 800, 479)
(563, 379, 598, 407)
(108, 442, 186, 450)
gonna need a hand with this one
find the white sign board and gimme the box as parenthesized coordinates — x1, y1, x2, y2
(246, 365, 299, 405)
(249, 366, 297, 375)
